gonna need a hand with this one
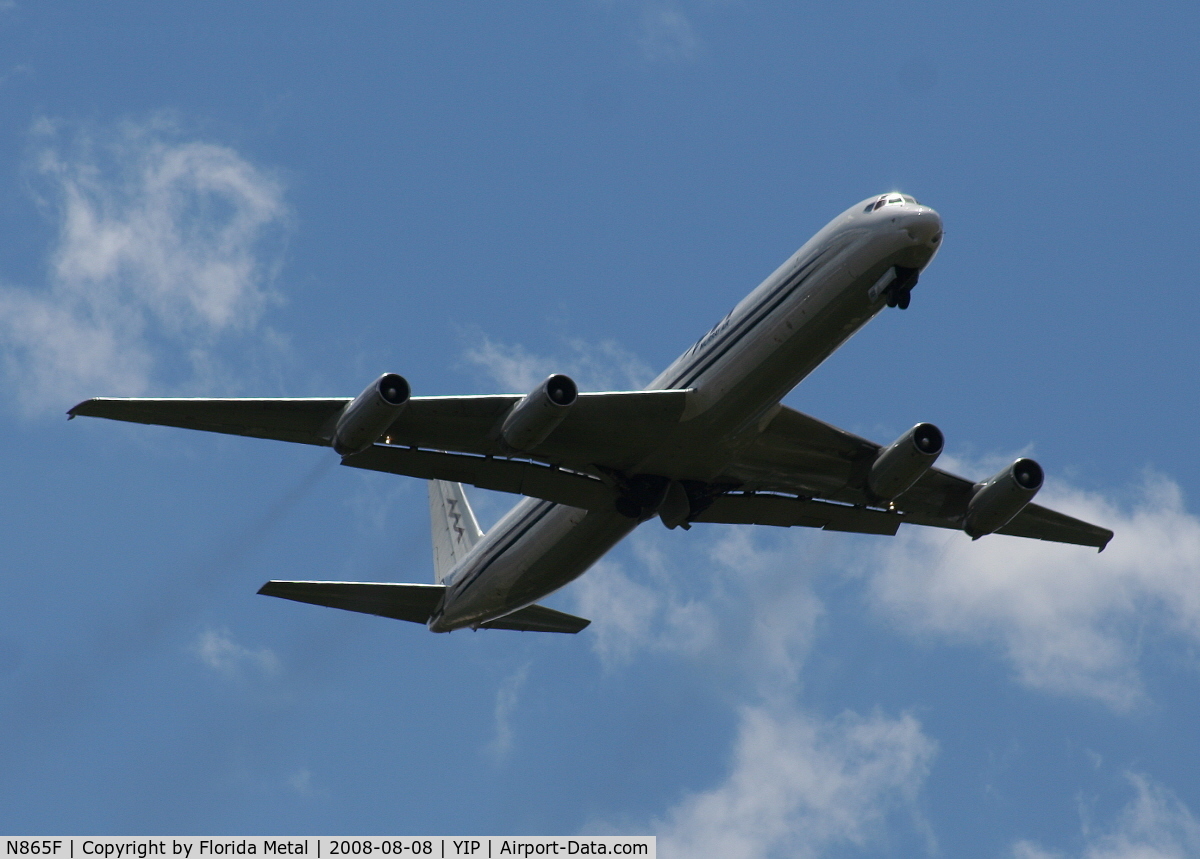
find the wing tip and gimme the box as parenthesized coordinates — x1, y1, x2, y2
(67, 398, 93, 419)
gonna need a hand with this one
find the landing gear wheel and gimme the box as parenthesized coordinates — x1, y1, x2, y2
(897, 289, 911, 310)
(885, 291, 898, 308)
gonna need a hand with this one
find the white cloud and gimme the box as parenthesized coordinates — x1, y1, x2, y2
(577, 525, 936, 855)
(192, 628, 280, 677)
(460, 331, 653, 393)
(573, 526, 824, 687)
(572, 557, 667, 666)
(656, 704, 936, 859)
(571, 536, 720, 669)
(1012, 773, 1200, 859)
(869, 467, 1200, 710)
(0, 116, 289, 415)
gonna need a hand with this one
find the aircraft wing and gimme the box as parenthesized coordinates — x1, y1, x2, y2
(70, 395, 1111, 548)
(257, 580, 589, 632)
(68, 390, 689, 468)
(68, 397, 349, 446)
(710, 405, 1113, 550)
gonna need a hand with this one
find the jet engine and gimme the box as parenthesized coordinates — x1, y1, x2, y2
(501, 374, 578, 451)
(333, 373, 411, 456)
(963, 458, 1044, 539)
(868, 423, 944, 501)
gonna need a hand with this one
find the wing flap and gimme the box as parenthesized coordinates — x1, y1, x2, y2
(342, 445, 613, 511)
(480, 604, 591, 633)
(694, 493, 902, 536)
(257, 580, 445, 625)
(693, 491, 1110, 548)
(722, 405, 878, 498)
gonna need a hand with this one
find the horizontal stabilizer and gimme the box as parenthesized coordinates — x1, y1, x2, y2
(480, 604, 591, 633)
(258, 580, 591, 632)
(258, 580, 444, 625)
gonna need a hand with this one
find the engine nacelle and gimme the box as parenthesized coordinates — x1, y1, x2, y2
(964, 458, 1044, 539)
(333, 373, 411, 456)
(500, 374, 577, 451)
(868, 422, 944, 501)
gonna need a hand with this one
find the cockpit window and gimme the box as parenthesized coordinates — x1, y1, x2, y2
(868, 194, 920, 212)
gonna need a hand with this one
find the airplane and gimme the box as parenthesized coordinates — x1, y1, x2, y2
(69, 193, 1113, 634)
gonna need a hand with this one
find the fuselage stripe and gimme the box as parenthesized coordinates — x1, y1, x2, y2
(451, 499, 557, 598)
(661, 244, 838, 390)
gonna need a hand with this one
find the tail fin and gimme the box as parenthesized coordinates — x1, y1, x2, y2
(428, 480, 484, 583)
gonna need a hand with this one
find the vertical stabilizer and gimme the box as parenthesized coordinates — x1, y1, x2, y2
(428, 480, 484, 583)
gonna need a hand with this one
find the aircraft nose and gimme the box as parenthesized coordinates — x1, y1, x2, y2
(905, 207, 943, 247)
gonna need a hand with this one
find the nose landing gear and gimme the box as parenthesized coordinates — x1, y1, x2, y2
(883, 266, 920, 310)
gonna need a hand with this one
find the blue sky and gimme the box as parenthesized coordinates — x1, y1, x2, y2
(1, 2, 1198, 856)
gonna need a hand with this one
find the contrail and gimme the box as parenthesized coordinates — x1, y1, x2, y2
(0, 456, 337, 752)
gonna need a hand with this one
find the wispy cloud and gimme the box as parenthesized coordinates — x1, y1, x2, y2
(656, 704, 936, 859)
(0, 116, 289, 415)
(192, 628, 280, 678)
(460, 330, 654, 392)
(574, 527, 820, 689)
(575, 522, 934, 853)
(288, 768, 318, 798)
(637, 5, 700, 62)
(868, 465, 1200, 711)
(1011, 773, 1200, 858)
(488, 662, 530, 761)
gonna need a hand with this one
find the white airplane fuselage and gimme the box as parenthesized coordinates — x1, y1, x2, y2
(430, 195, 943, 632)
